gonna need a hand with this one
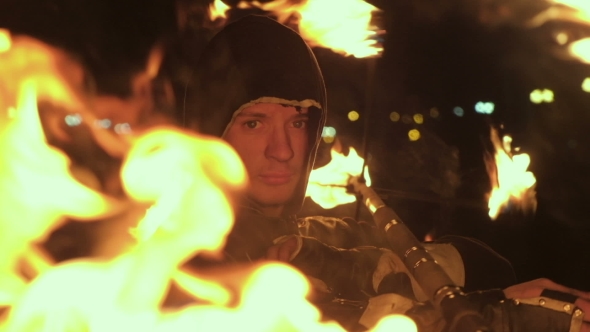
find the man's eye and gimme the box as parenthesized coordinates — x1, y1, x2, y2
(244, 120, 261, 129)
(292, 120, 307, 129)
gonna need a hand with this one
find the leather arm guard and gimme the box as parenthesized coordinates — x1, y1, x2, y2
(405, 289, 585, 332)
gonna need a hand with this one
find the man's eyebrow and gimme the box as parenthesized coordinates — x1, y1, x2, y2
(291, 113, 309, 119)
(236, 112, 268, 118)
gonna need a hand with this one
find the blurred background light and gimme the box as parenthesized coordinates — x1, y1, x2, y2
(429, 107, 440, 118)
(408, 129, 421, 141)
(96, 118, 112, 129)
(65, 114, 82, 126)
(347, 110, 360, 121)
(555, 32, 569, 45)
(453, 106, 464, 117)
(475, 101, 495, 114)
(389, 111, 400, 122)
(530, 89, 554, 103)
(114, 123, 131, 134)
(321, 126, 337, 137)
(413, 113, 424, 124)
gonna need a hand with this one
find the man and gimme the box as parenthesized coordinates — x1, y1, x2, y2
(178, 14, 586, 331)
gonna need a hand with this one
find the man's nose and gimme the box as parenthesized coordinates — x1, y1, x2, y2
(265, 128, 294, 161)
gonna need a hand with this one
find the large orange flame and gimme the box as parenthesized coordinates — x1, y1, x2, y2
(0, 30, 117, 309)
(0, 30, 416, 332)
(486, 128, 537, 220)
(306, 146, 371, 209)
(238, 0, 383, 58)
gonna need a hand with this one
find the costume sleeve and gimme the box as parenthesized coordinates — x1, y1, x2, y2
(464, 289, 584, 332)
(289, 236, 383, 300)
(297, 216, 385, 249)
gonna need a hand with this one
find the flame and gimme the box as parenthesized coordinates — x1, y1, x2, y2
(209, 0, 231, 21)
(486, 128, 537, 220)
(0, 31, 415, 332)
(551, 0, 590, 18)
(569, 37, 590, 63)
(306, 146, 371, 209)
(525, 0, 590, 62)
(0, 32, 118, 308)
(238, 0, 383, 58)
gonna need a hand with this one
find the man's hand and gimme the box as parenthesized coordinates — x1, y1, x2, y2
(265, 235, 302, 262)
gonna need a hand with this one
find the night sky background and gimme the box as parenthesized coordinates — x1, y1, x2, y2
(2, 0, 590, 291)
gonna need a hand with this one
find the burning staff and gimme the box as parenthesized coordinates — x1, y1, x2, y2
(347, 175, 490, 331)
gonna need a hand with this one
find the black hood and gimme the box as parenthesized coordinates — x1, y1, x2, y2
(181, 15, 327, 216)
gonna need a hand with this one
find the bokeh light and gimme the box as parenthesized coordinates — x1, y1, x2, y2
(389, 111, 400, 122)
(322, 136, 335, 144)
(96, 119, 112, 129)
(582, 77, 590, 93)
(321, 126, 337, 137)
(348, 110, 360, 121)
(64, 114, 82, 126)
(475, 101, 495, 114)
(530, 89, 554, 104)
(413, 113, 424, 124)
(408, 129, 421, 141)
(555, 32, 569, 45)
(429, 107, 440, 118)
(321, 126, 336, 144)
(453, 106, 464, 117)
(114, 123, 132, 134)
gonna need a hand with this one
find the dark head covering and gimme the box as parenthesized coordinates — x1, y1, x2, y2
(180, 15, 327, 215)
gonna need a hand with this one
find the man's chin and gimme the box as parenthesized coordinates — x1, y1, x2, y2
(250, 191, 294, 208)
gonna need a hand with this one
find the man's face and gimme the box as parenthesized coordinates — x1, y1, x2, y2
(224, 103, 309, 215)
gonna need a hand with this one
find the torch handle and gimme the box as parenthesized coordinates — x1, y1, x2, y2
(349, 177, 490, 332)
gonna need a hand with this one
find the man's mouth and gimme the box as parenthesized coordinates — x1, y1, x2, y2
(258, 173, 293, 185)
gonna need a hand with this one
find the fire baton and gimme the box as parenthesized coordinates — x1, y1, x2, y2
(348, 176, 490, 332)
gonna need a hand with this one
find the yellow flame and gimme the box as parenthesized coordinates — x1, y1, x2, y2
(121, 127, 246, 256)
(371, 314, 417, 332)
(306, 146, 371, 209)
(0, 31, 415, 332)
(238, 0, 383, 58)
(209, 0, 231, 21)
(551, 0, 590, 18)
(569, 37, 590, 63)
(0, 33, 119, 313)
(486, 128, 537, 220)
(0, 29, 11, 53)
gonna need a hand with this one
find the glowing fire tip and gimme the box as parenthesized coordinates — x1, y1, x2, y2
(306, 146, 371, 209)
(209, 0, 231, 21)
(486, 128, 537, 220)
(237, 0, 383, 58)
